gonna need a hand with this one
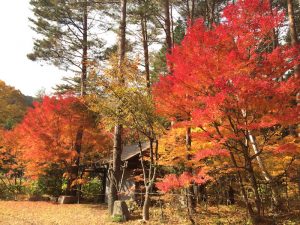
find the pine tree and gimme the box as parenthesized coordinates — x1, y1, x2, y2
(108, 0, 128, 216)
(28, 0, 105, 95)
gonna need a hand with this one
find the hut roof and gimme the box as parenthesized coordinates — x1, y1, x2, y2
(121, 142, 149, 161)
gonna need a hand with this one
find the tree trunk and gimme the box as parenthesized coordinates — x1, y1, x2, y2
(247, 132, 282, 210)
(228, 186, 235, 205)
(164, 0, 172, 52)
(118, 0, 127, 64)
(73, 0, 88, 201)
(239, 138, 262, 217)
(140, 139, 158, 221)
(287, 0, 298, 46)
(186, 0, 195, 23)
(108, 0, 127, 215)
(198, 185, 207, 203)
(139, 0, 150, 90)
(206, 0, 215, 29)
(287, 0, 300, 191)
(245, 156, 262, 216)
(142, 185, 151, 221)
(269, 0, 278, 49)
(287, 0, 299, 76)
(241, 105, 282, 211)
(74, 125, 84, 200)
(109, 124, 123, 214)
(81, 0, 88, 96)
(228, 151, 259, 223)
(186, 127, 196, 213)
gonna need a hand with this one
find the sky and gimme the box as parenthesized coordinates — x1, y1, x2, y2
(0, 1, 70, 96)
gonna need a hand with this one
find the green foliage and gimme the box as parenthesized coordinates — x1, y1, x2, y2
(25, 165, 64, 197)
(173, 19, 186, 45)
(28, 0, 106, 94)
(81, 177, 102, 201)
(26, 180, 44, 197)
(151, 45, 168, 81)
(125, 198, 139, 213)
(0, 175, 24, 200)
(151, 19, 186, 81)
(111, 214, 124, 223)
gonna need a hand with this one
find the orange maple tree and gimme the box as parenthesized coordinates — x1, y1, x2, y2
(16, 95, 112, 178)
(0, 128, 24, 196)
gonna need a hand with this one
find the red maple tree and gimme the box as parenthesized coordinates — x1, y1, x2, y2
(154, 0, 299, 217)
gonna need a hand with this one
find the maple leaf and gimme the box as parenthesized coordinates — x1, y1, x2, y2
(194, 148, 229, 161)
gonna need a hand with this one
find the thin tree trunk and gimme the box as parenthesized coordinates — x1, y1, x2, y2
(224, 117, 261, 223)
(139, 0, 150, 90)
(186, 0, 190, 21)
(108, 0, 127, 215)
(247, 132, 282, 210)
(244, 151, 262, 216)
(118, 0, 127, 65)
(140, 139, 158, 221)
(229, 151, 263, 224)
(186, 0, 195, 23)
(228, 151, 258, 223)
(74, 125, 84, 200)
(164, 0, 172, 52)
(287, 0, 299, 76)
(186, 127, 196, 213)
(73, 0, 88, 200)
(191, 0, 195, 23)
(142, 186, 151, 221)
(242, 137, 262, 216)
(241, 108, 282, 210)
(81, 0, 88, 96)
(170, 2, 175, 49)
(206, 0, 215, 29)
(269, 0, 278, 49)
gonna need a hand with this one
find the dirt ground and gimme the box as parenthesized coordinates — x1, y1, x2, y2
(0, 201, 299, 225)
(0, 201, 107, 225)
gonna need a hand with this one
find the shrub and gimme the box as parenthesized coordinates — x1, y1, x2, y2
(81, 177, 102, 202)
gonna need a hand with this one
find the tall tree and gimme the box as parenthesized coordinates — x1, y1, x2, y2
(164, 0, 172, 52)
(287, 0, 299, 46)
(108, 0, 128, 215)
(154, 0, 300, 221)
(134, 0, 153, 89)
(28, 0, 106, 198)
(28, 0, 105, 95)
(287, 0, 300, 76)
(88, 55, 164, 221)
(17, 96, 111, 190)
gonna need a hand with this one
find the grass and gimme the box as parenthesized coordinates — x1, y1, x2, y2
(0, 200, 299, 225)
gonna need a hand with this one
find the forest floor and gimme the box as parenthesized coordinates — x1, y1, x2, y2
(0, 200, 299, 225)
